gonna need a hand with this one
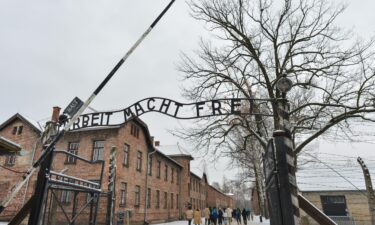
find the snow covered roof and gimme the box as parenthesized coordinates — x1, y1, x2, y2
(0, 113, 42, 134)
(0, 136, 22, 152)
(157, 144, 210, 181)
(157, 144, 192, 157)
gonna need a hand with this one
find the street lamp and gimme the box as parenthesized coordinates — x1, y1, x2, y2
(276, 77, 293, 94)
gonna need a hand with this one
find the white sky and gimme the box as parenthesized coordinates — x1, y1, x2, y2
(1, 0, 375, 184)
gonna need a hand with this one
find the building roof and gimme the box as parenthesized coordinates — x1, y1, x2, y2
(158, 144, 211, 182)
(0, 136, 22, 152)
(157, 144, 193, 158)
(0, 113, 42, 134)
(153, 149, 183, 168)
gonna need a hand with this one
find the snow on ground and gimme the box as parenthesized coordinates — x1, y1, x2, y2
(0, 222, 8, 225)
(154, 216, 269, 225)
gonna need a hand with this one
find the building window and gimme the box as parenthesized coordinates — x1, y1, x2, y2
(164, 192, 168, 209)
(321, 195, 347, 216)
(177, 171, 180, 185)
(92, 140, 104, 161)
(60, 190, 71, 204)
(136, 151, 142, 171)
(130, 123, 140, 138)
(171, 193, 174, 209)
(156, 190, 160, 209)
(176, 194, 179, 209)
(5, 153, 16, 166)
(157, 160, 161, 178)
(147, 188, 151, 209)
(148, 156, 152, 176)
(120, 182, 127, 207)
(66, 142, 79, 164)
(12, 126, 17, 135)
(12, 125, 23, 135)
(123, 144, 130, 167)
(135, 185, 141, 207)
(164, 164, 168, 181)
(171, 168, 174, 183)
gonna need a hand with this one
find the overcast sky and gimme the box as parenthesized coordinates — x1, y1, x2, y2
(1, 0, 375, 184)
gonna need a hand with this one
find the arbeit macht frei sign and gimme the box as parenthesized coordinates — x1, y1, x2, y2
(69, 97, 268, 130)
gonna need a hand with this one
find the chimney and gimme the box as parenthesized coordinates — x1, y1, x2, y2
(51, 106, 61, 123)
(154, 141, 160, 147)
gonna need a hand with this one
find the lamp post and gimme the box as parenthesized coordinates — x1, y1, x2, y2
(263, 75, 300, 225)
(273, 76, 300, 225)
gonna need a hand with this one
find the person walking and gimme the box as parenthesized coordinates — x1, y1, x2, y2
(194, 209, 202, 225)
(211, 207, 218, 225)
(235, 208, 241, 225)
(225, 207, 232, 225)
(246, 208, 251, 221)
(218, 208, 223, 225)
(223, 208, 228, 225)
(186, 207, 194, 225)
(204, 207, 210, 225)
(231, 209, 236, 224)
(241, 208, 247, 225)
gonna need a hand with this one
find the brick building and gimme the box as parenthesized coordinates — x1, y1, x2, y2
(0, 112, 234, 224)
(0, 113, 42, 220)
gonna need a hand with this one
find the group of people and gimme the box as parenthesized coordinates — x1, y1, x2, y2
(185, 207, 253, 225)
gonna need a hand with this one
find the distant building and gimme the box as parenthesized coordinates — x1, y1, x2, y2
(250, 158, 374, 225)
(300, 190, 370, 225)
(0, 112, 234, 224)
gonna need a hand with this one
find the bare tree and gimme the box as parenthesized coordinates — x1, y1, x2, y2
(178, 0, 375, 162)
(176, 0, 375, 217)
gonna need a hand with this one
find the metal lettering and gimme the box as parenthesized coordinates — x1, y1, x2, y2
(91, 113, 100, 126)
(134, 103, 145, 116)
(174, 102, 183, 117)
(105, 112, 113, 125)
(212, 100, 223, 115)
(69, 97, 271, 131)
(147, 98, 156, 111)
(82, 115, 90, 128)
(196, 102, 205, 117)
(231, 99, 241, 115)
(159, 99, 171, 114)
(73, 118, 81, 130)
(123, 108, 134, 122)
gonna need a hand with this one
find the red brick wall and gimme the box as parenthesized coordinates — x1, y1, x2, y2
(169, 156, 192, 213)
(206, 185, 232, 209)
(0, 117, 41, 221)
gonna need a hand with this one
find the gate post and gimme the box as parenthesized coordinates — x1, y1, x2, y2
(273, 131, 300, 225)
(263, 76, 300, 225)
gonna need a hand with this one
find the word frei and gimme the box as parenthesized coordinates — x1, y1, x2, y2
(70, 97, 254, 130)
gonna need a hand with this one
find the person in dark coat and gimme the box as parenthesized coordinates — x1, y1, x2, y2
(235, 208, 241, 225)
(231, 209, 236, 221)
(218, 208, 223, 225)
(211, 207, 218, 225)
(241, 209, 247, 225)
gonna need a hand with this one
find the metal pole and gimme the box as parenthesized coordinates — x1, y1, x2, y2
(144, 149, 157, 224)
(357, 157, 375, 225)
(271, 77, 299, 225)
